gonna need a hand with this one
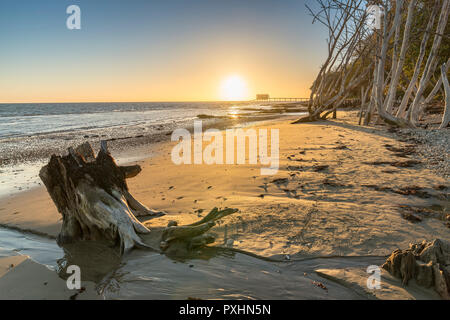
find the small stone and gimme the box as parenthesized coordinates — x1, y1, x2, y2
(167, 220, 178, 227)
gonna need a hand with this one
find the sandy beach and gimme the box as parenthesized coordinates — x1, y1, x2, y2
(0, 110, 448, 299)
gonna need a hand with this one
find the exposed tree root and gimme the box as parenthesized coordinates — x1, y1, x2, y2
(291, 114, 320, 124)
(382, 239, 450, 299)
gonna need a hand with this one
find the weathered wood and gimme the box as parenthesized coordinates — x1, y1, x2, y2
(439, 62, 450, 129)
(295, 0, 373, 123)
(384, 0, 414, 114)
(408, 0, 450, 125)
(382, 239, 450, 299)
(121, 165, 142, 179)
(39, 141, 237, 255)
(395, 0, 440, 118)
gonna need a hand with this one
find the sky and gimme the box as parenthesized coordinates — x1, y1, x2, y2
(0, 0, 328, 103)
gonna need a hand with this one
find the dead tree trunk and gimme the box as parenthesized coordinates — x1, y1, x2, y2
(384, 0, 415, 114)
(408, 0, 450, 125)
(439, 62, 450, 129)
(424, 58, 450, 106)
(292, 0, 373, 124)
(358, 85, 371, 125)
(39, 141, 237, 254)
(382, 239, 450, 300)
(395, 0, 440, 118)
(374, 0, 412, 128)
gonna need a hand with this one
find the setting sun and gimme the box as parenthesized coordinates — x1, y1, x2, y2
(220, 75, 248, 101)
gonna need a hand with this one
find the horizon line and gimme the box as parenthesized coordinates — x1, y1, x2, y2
(0, 99, 261, 105)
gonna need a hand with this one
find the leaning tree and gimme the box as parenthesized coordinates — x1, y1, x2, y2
(296, 0, 450, 128)
(372, 0, 449, 127)
(294, 0, 376, 123)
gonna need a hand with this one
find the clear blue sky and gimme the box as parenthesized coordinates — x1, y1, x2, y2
(0, 0, 328, 102)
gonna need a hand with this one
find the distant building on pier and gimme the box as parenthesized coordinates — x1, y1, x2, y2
(256, 94, 270, 100)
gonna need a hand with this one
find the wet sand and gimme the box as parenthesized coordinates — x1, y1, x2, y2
(0, 111, 449, 299)
(0, 255, 98, 300)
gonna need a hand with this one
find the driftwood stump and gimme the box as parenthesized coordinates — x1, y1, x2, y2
(40, 141, 237, 254)
(382, 239, 450, 299)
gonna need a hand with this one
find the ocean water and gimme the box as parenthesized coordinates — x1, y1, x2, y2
(0, 101, 301, 198)
(0, 102, 243, 138)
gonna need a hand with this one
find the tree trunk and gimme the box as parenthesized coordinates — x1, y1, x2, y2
(424, 58, 450, 105)
(395, 0, 440, 118)
(439, 62, 450, 129)
(384, 0, 415, 114)
(408, 0, 450, 125)
(358, 85, 370, 125)
(364, 54, 379, 125)
(39, 141, 237, 254)
(374, 1, 412, 128)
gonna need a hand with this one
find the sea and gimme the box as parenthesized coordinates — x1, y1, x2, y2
(0, 101, 304, 198)
(0, 101, 248, 139)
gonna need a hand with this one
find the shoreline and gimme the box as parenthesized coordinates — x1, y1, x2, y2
(0, 110, 449, 299)
(0, 115, 295, 237)
(0, 102, 307, 167)
(1, 110, 448, 247)
(0, 108, 303, 199)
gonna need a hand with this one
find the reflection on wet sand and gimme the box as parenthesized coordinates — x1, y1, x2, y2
(54, 236, 383, 300)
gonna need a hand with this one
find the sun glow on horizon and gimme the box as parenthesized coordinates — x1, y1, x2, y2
(220, 75, 249, 101)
